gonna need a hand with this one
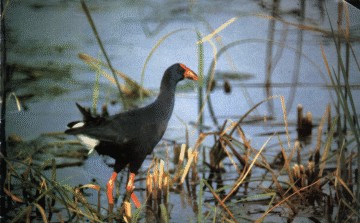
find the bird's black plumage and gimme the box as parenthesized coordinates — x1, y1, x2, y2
(65, 63, 198, 174)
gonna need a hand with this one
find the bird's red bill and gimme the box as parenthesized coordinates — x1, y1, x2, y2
(180, 63, 198, 81)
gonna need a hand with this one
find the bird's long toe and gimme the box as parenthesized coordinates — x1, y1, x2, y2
(126, 172, 141, 208)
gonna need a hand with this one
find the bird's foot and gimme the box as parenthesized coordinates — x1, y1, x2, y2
(126, 172, 141, 208)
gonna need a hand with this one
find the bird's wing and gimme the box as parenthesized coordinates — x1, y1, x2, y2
(65, 109, 147, 144)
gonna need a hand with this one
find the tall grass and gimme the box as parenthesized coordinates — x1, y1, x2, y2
(3, 157, 104, 222)
(80, 0, 126, 108)
(321, 5, 360, 220)
(197, 30, 205, 133)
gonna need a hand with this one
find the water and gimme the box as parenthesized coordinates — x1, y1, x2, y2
(4, 0, 360, 222)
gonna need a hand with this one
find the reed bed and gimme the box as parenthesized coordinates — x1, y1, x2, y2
(3, 97, 358, 222)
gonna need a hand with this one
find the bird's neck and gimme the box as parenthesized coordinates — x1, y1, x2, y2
(159, 72, 179, 99)
(153, 74, 178, 118)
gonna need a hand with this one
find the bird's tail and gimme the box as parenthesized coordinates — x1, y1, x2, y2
(76, 102, 93, 122)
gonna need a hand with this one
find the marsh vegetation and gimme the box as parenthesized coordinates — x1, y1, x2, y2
(1, 0, 360, 222)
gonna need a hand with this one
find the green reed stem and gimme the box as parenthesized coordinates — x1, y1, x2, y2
(80, 0, 126, 109)
(197, 30, 204, 133)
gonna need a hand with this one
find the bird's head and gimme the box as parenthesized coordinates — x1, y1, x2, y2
(179, 63, 198, 81)
(167, 63, 198, 82)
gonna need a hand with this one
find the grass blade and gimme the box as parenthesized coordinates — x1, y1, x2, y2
(80, 0, 126, 108)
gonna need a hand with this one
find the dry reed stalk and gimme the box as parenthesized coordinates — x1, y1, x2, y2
(203, 180, 237, 223)
(159, 160, 164, 189)
(243, 134, 286, 196)
(173, 144, 181, 166)
(327, 104, 331, 131)
(280, 96, 291, 149)
(165, 144, 170, 178)
(178, 144, 186, 165)
(157, 161, 163, 202)
(280, 147, 288, 167)
(283, 141, 306, 202)
(307, 161, 316, 184)
(26, 205, 32, 223)
(3, 188, 23, 203)
(219, 139, 242, 175)
(237, 126, 251, 150)
(193, 132, 207, 152)
(73, 186, 100, 220)
(334, 143, 344, 188)
(222, 135, 273, 203)
(153, 167, 158, 203)
(191, 154, 198, 183)
(33, 203, 48, 223)
(256, 13, 331, 34)
(169, 144, 186, 183)
(255, 179, 322, 223)
(300, 165, 306, 188)
(78, 184, 101, 215)
(153, 159, 159, 188)
(293, 165, 300, 184)
(146, 173, 153, 196)
(296, 142, 302, 165)
(219, 120, 238, 138)
(9, 92, 22, 111)
(335, 174, 356, 201)
(286, 141, 300, 186)
(348, 152, 353, 191)
(318, 107, 331, 177)
(222, 137, 247, 168)
(197, 17, 238, 44)
(264, 138, 297, 214)
(297, 104, 303, 129)
(78, 53, 151, 97)
(306, 112, 312, 126)
(320, 44, 331, 75)
(124, 201, 131, 222)
(180, 148, 197, 184)
(163, 174, 169, 203)
(187, 147, 192, 161)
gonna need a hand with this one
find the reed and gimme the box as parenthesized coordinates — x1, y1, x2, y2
(197, 30, 205, 132)
(80, 0, 126, 108)
(79, 53, 151, 99)
(4, 156, 106, 222)
(321, 4, 360, 219)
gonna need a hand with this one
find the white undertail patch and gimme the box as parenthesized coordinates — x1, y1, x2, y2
(76, 134, 99, 155)
(72, 122, 85, 128)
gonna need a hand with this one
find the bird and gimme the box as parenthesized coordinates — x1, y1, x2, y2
(65, 63, 198, 208)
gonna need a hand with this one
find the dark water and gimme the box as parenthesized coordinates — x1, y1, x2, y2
(3, 0, 360, 222)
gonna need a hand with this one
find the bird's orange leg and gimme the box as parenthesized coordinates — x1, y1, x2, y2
(127, 172, 141, 208)
(106, 172, 118, 206)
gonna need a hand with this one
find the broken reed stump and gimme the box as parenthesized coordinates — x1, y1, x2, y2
(146, 159, 169, 218)
(297, 104, 313, 138)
